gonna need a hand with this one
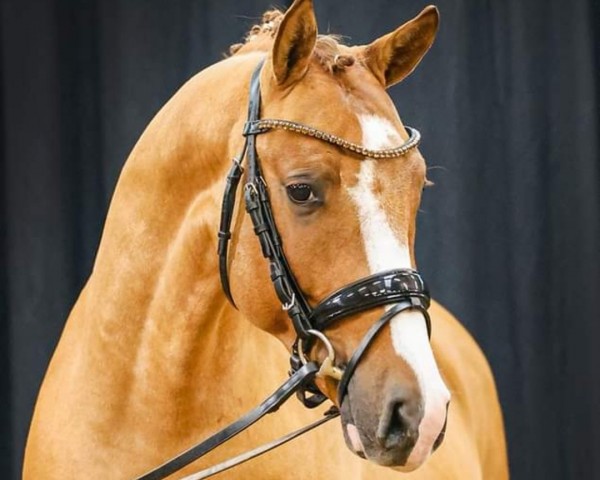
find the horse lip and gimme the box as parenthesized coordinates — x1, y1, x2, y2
(345, 423, 366, 455)
(340, 397, 366, 456)
(432, 411, 448, 451)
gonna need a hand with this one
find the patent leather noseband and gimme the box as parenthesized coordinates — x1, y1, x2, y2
(136, 59, 430, 480)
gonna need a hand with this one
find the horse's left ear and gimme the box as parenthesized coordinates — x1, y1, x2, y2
(362, 5, 439, 88)
(271, 0, 317, 86)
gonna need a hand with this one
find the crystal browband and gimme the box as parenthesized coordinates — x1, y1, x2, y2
(243, 119, 421, 159)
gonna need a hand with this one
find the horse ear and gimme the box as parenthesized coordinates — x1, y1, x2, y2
(362, 5, 439, 88)
(271, 0, 317, 86)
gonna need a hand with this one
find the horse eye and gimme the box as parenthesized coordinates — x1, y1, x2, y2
(286, 183, 314, 203)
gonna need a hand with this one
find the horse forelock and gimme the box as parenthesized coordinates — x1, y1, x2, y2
(229, 9, 355, 74)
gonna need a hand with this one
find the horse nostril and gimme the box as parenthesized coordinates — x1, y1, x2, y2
(376, 394, 422, 450)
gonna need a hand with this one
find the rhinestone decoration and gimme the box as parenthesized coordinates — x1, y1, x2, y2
(254, 119, 420, 158)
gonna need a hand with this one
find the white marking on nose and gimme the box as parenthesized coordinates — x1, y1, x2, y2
(347, 115, 410, 272)
(347, 114, 450, 467)
(346, 158, 410, 272)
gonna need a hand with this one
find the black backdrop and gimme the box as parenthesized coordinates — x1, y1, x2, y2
(2, 1, 599, 479)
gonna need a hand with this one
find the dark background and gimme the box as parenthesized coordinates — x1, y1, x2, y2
(2, 0, 598, 479)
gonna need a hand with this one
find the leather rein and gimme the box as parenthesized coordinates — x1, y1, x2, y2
(135, 59, 431, 480)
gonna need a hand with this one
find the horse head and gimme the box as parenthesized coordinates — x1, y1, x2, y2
(225, 0, 450, 471)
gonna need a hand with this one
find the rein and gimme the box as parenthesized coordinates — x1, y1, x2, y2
(135, 363, 337, 480)
(135, 59, 430, 480)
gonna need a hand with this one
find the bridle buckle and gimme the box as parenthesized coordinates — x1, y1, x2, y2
(244, 182, 259, 197)
(282, 293, 296, 311)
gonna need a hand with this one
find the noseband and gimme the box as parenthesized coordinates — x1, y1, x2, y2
(137, 59, 431, 480)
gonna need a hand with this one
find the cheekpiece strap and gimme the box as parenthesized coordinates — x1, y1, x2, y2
(241, 59, 314, 338)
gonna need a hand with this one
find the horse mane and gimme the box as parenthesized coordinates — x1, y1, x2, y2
(229, 9, 355, 73)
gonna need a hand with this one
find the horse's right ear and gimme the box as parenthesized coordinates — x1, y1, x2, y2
(271, 0, 317, 86)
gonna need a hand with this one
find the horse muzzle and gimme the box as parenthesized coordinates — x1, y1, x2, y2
(341, 384, 421, 465)
(329, 304, 450, 470)
(339, 376, 449, 470)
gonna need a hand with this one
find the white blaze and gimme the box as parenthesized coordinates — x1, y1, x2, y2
(347, 115, 450, 468)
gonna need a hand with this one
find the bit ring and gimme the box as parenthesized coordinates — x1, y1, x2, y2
(297, 330, 343, 381)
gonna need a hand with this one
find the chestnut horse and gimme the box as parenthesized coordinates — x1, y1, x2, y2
(24, 1, 508, 479)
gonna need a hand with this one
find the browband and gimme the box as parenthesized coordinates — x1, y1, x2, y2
(243, 119, 421, 159)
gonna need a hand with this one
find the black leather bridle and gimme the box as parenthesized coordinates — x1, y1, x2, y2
(136, 59, 431, 480)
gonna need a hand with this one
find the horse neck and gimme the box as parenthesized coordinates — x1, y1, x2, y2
(76, 53, 282, 423)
